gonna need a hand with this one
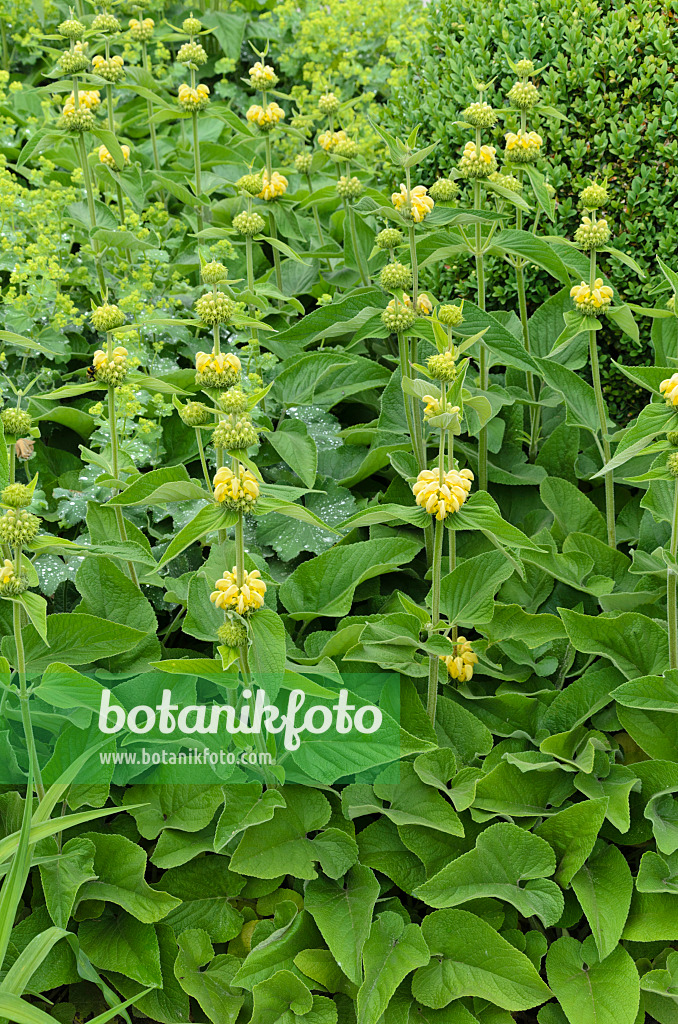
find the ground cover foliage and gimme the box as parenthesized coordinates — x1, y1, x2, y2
(0, 2, 677, 1024)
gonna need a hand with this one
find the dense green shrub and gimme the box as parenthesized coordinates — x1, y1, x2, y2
(388, 0, 678, 414)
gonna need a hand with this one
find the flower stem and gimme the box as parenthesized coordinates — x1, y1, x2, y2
(76, 132, 106, 297)
(669, 478, 678, 671)
(196, 428, 212, 494)
(235, 509, 245, 587)
(426, 517, 445, 725)
(13, 597, 45, 801)
(191, 110, 203, 235)
(588, 247, 615, 547)
(141, 41, 161, 175)
(107, 379, 139, 587)
(474, 172, 489, 492)
(306, 170, 325, 249)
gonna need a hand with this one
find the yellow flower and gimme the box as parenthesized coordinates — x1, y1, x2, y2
(458, 141, 497, 178)
(318, 129, 348, 152)
(570, 278, 614, 316)
(248, 60, 278, 88)
(211, 567, 267, 615)
(412, 466, 474, 520)
(177, 83, 210, 112)
(660, 373, 678, 407)
(402, 292, 433, 315)
(98, 143, 130, 167)
(93, 346, 128, 370)
(391, 183, 434, 223)
(246, 102, 285, 130)
(213, 465, 260, 507)
(504, 129, 542, 162)
(423, 395, 443, 418)
(440, 636, 478, 682)
(63, 89, 100, 114)
(258, 170, 288, 201)
(0, 559, 17, 584)
(195, 350, 241, 376)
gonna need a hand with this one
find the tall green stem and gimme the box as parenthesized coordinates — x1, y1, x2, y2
(669, 479, 678, 671)
(107, 374, 139, 587)
(141, 41, 161, 174)
(306, 171, 325, 249)
(426, 517, 444, 725)
(474, 167, 489, 492)
(13, 597, 45, 801)
(588, 244, 615, 547)
(76, 132, 106, 296)
(191, 111, 203, 235)
(196, 428, 212, 494)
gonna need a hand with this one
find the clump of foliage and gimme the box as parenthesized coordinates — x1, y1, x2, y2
(0, 5, 677, 1024)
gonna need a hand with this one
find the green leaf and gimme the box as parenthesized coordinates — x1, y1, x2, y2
(174, 929, 243, 1024)
(414, 822, 563, 926)
(545, 936, 639, 1024)
(571, 844, 633, 960)
(560, 608, 669, 678)
(356, 911, 430, 1024)
(490, 229, 571, 283)
(156, 505, 237, 569)
(214, 785, 286, 851)
(230, 787, 331, 879)
(534, 798, 609, 885)
(248, 608, 287, 697)
(1, 613, 146, 674)
(268, 420, 317, 488)
(411, 908, 551, 1012)
(279, 537, 423, 621)
(76, 832, 181, 923)
(439, 550, 516, 626)
(537, 358, 604, 435)
(39, 837, 96, 928)
(612, 670, 678, 712)
(106, 466, 191, 507)
(79, 912, 162, 988)
(122, 785, 225, 841)
(305, 865, 380, 987)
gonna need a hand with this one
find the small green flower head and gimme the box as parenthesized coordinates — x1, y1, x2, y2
(438, 304, 464, 327)
(515, 58, 535, 76)
(237, 173, 264, 196)
(429, 178, 459, 202)
(59, 108, 96, 133)
(379, 261, 413, 291)
(1, 408, 32, 437)
(58, 50, 90, 74)
(232, 210, 265, 236)
(668, 452, 678, 478)
(294, 152, 312, 173)
(463, 101, 497, 128)
(574, 215, 611, 251)
(92, 12, 120, 33)
(508, 80, 539, 109)
(667, 430, 678, 447)
(376, 227, 404, 251)
(318, 92, 340, 115)
(488, 171, 523, 193)
(58, 17, 85, 39)
(212, 415, 259, 451)
(202, 260, 228, 285)
(177, 41, 208, 66)
(580, 182, 609, 210)
(667, 295, 676, 312)
(336, 175, 363, 199)
(428, 351, 457, 382)
(182, 16, 202, 35)
(195, 292, 236, 326)
(458, 141, 497, 178)
(0, 508, 40, 545)
(1, 483, 32, 508)
(0, 558, 28, 596)
(381, 303, 417, 333)
(91, 303, 125, 332)
(217, 619, 249, 647)
(334, 138, 358, 159)
(179, 401, 212, 427)
(221, 387, 249, 414)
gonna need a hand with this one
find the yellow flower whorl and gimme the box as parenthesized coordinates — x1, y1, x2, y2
(177, 83, 210, 111)
(504, 129, 542, 163)
(258, 170, 288, 200)
(246, 102, 285, 130)
(660, 373, 678, 407)
(412, 467, 474, 520)
(210, 567, 267, 615)
(98, 143, 130, 168)
(213, 465, 260, 510)
(440, 636, 478, 682)
(391, 184, 434, 223)
(570, 278, 614, 316)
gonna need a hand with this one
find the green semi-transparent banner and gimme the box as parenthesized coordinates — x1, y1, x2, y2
(2, 669, 404, 786)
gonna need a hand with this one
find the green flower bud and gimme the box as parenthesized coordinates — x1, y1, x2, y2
(92, 12, 120, 33)
(177, 41, 208, 66)
(1, 409, 32, 437)
(458, 141, 497, 179)
(318, 92, 340, 115)
(0, 509, 40, 545)
(375, 227, 403, 250)
(58, 18, 85, 39)
(1, 483, 32, 508)
(429, 178, 459, 201)
(381, 304, 417, 333)
(667, 430, 678, 447)
(508, 80, 539, 108)
(202, 260, 228, 285)
(91, 303, 125, 332)
(379, 261, 412, 291)
(488, 171, 523, 193)
(59, 108, 96, 133)
(59, 50, 90, 74)
(294, 152, 312, 173)
(212, 415, 259, 451)
(336, 175, 363, 199)
(221, 387, 249, 414)
(182, 16, 202, 34)
(237, 173, 264, 196)
(217, 619, 249, 647)
(0, 558, 28, 596)
(334, 139, 358, 159)
(195, 292, 236, 326)
(668, 452, 678, 478)
(428, 351, 457, 382)
(463, 101, 497, 128)
(515, 58, 535, 76)
(580, 183, 609, 209)
(232, 210, 265, 236)
(91, 54, 125, 82)
(179, 401, 212, 427)
(438, 304, 464, 327)
(574, 216, 611, 251)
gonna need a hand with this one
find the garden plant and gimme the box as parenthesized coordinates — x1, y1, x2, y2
(0, 3, 677, 1024)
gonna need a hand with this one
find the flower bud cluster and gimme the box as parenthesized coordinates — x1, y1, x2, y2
(59, 48, 90, 74)
(580, 183, 608, 209)
(428, 351, 457, 382)
(463, 101, 497, 127)
(318, 92, 340, 115)
(508, 80, 539, 109)
(570, 279, 614, 316)
(375, 228, 403, 250)
(195, 291, 236, 326)
(429, 178, 459, 201)
(93, 346, 129, 385)
(129, 17, 154, 41)
(379, 261, 412, 291)
(98, 143, 130, 167)
(660, 373, 678, 408)
(220, 387, 249, 414)
(217, 619, 249, 647)
(1, 409, 32, 437)
(488, 171, 522, 193)
(458, 142, 497, 178)
(574, 215, 610, 250)
(179, 401, 212, 427)
(92, 13, 120, 34)
(59, 108, 96, 132)
(504, 129, 542, 163)
(1, 483, 32, 508)
(249, 61, 278, 90)
(58, 18, 85, 39)
(182, 17, 202, 35)
(391, 183, 434, 222)
(294, 152, 312, 173)
(177, 83, 210, 111)
(336, 175, 363, 199)
(440, 637, 478, 681)
(195, 350, 241, 388)
(438, 304, 464, 326)
(233, 210, 265, 236)
(213, 464, 260, 509)
(212, 415, 259, 451)
(91, 303, 126, 331)
(0, 509, 40, 545)
(0, 558, 28, 596)
(258, 170, 288, 200)
(246, 102, 285, 130)
(92, 54, 124, 82)
(177, 41, 208, 66)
